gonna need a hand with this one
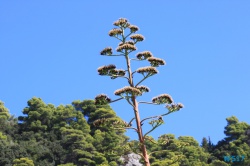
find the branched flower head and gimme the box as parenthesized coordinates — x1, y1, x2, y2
(149, 117, 164, 126)
(152, 94, 173, 104)
(166, 103, 184, 112)
(110, 69, 126, 79)
(129, 25, 139, 33)
(119, 41, 135, 46)
(136, 66, 158, 76)
(93, 118, 108, 127)
(116, 43, 137, 52)
(100, 47, 112, 55)
(112, 120, 131, 127)
(114, 86, 142, 96)
(136, 85, 150, 93)
(147, 57, 166, 67)
(177, 103, 184, 109)
(130, 34, 144, 42)
(109, 28, 123, 37)
(113, 18, 130, 28)
(136, 51, 153, 60)
(97, 64, 116, 75)
(95, 94, 111, 105)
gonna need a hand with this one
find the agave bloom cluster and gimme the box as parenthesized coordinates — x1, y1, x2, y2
(136, 66, 158, 76)
(109, 28, 123, 37)
(97, 64, 116, 75)
(147, 57, 166, 67)
(100, 47, 113, 55)
(148, 118, 164, 126)
(114, 86, 142, 97)
(152, 94, 173, 104)
(118, 41, 135, 46)
(128, 25, 139, 33)
(93, 118, 108, 127)
(112, 120, 131, 127)
(110, 69, 126, 79)
(166, 103, 184, 112)
(97, 65, 125, 79)
(136, 51, 153, 60)
(116, 43, 137, 52)
(130, 34, 144, 42)
(113, 18, 130, 28)
(136, 85, 150, 94)
(95, 94, 111, 105)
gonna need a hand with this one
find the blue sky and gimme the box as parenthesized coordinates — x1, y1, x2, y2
(1, 1, 250, 144)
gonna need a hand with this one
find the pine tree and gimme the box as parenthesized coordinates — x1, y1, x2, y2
(201, 137, 209, 152)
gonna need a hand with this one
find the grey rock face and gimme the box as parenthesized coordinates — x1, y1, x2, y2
(119, 153, 143, 166)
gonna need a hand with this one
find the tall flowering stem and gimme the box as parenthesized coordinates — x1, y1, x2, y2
(95, 18, 183, 166)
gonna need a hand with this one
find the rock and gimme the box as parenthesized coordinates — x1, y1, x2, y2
(119, 153, 143, 166)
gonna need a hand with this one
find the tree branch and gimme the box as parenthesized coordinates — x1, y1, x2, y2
(126, 98, 135, 108)
(135, 73, 150, 87)
(112, 127, 138, 132)
(138, 101, 159, 105)
(106, 54, 125, 56)
(127, 50, 136, 54)
(109, 97, 123, 103)
(128, 117, 135, 126)
(148, 149, 170, 156)
(110, 75, 129, 80)
(113, 36, 122, 41)
(143, 123, 161, 139)
(130, 58, 142, 61)
(145, 136, 158, 145)
(140, 112, 172, 124)
(125, 32, 133, 39)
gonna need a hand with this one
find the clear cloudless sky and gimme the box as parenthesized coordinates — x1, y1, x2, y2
(1, 1, 250, 144)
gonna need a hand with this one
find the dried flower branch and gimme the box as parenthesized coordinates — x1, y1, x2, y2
(95, 94, 111, 105)
(119, 41, 135, 46)
(113, 18, 130, 28)
(152, 94, 173, 104)
(136, 85, 150, 94)
(136, 66, 158, 76)
(109, 28, 123, 37)
(97, 64, 116, 75)
(147, 57, 166, 67)
(114, 86, 142, 97)
(93, 118, 108, 127)
(100, 47, 113, 55)
(136, 51, 153, 60)
(130, 34, 144, 42)
(116, 43, 137, 52)
(128, 25, 139, 33)
(166, 103, 184, 112)
(110, 69, 126, 79)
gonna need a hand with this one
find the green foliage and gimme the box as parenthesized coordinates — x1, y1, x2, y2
(210, 116, 250, 165)
(72, 100, 129, 163)
(1, 98, 249, 166)
(0, 101, 10, 122)
(0, 132, 7, 140)
(13, 157, 34, 166)
(209, 160, 229, 166)
(145, 134, 212, 165)
(58, 163, 76, 166)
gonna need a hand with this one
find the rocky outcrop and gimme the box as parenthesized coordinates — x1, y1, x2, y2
(120, 153, 143, 166)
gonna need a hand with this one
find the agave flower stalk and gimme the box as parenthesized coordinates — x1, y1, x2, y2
(94, 18, 183, 166)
